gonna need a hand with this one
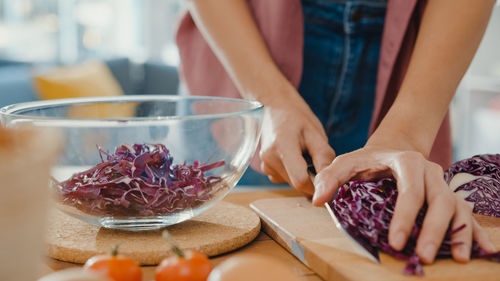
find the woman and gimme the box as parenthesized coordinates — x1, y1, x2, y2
(176, 0, 496, 264)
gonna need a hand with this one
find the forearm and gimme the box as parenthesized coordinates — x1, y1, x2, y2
(369, 0, 495, 156)
(187, 0, 293, 105)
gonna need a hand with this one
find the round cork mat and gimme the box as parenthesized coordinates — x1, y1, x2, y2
(46, 201, 261, 265)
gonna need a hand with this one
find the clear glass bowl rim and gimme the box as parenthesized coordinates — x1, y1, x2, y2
(0, 95, 264, 123)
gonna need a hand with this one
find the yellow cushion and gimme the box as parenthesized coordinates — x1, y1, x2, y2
(34, 61, 135, 119)
(34, 60, 123, 99)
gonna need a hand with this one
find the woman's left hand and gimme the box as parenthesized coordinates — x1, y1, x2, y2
(311, 145, 496, 264)
(309, 0, 497, 265)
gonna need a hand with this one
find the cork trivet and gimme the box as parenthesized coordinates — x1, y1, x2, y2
(46, 201, 260, 265)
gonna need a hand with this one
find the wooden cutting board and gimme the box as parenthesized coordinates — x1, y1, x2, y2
(47, 201, 260, 265)
(250, 197, 500, 281)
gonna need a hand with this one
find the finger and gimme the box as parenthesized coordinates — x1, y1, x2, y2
(388, 153, 425, 251)
(416, 163, 455, 264)
(450, 198, 473, 263)
(267, 175, 286, 184)
(280, 141, 315, 195)
(472, 218, 497, 253)
(260, 148, 290, 183)
(354, 169, 392, 181)
(304, 131, 335, 173)
(261, 161, 287, 183)
(312, 153, 366, 206)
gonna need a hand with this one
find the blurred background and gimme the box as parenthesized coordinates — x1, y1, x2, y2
(0, 0, 499, 161)
(0, 0, 184, 111)
(0, 0, 182, 64)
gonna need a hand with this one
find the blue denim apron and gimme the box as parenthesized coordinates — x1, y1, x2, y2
(239, 0, 387, 185)
(300, 0, 387, 154)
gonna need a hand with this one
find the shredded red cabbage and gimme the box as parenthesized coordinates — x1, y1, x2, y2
(444, 154, 500, 218)
(56, 144, 225, 217)
(444, 154, 500, 183)
(452, 177, 500, 218)
(329, 177, 500, 276)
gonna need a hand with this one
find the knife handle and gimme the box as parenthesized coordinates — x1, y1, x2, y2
(303, 152, 317, 177)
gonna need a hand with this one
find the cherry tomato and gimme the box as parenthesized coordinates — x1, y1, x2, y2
(84, 246, 142, 281)
(155, 250, 212, 281)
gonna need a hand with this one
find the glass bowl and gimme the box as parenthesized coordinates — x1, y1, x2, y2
(0, 95, 263, 230)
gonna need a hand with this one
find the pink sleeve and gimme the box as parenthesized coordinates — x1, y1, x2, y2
(175, 0, 304, 173)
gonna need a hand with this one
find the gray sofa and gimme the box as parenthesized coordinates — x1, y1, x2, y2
(0, 58, 180, 108)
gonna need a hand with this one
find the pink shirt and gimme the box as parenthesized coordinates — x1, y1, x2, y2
(176, 0, 452, 170)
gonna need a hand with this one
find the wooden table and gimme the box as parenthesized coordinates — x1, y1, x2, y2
(42, 188, 323, 281)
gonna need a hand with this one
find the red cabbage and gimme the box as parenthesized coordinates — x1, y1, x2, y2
(329, 177, 500, 276)
(444, 154, 500, 183)
(452, 177, 500, 218)
(55, 144, 225, 217)
(444, 154, 500, 218)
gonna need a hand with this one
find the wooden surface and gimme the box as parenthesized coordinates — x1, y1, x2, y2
(43, 188, 324, 281)
(46, 201, 260, 265)
(250, 197, 500, 281)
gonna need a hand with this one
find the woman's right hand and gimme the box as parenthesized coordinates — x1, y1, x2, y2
(187, 0, 334, 193)
(259, 82, 335, 195)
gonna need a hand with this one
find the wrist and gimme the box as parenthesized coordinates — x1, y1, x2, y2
(238, 62, 299, 107)
(368, 105, 438, 157)
(366, 129, 426, 155)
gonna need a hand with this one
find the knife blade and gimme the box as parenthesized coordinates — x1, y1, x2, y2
(303, 152, 380, 263)
(325, 202, 381, 263)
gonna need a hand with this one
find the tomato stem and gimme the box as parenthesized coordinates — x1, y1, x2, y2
(162, 230, 185, 258)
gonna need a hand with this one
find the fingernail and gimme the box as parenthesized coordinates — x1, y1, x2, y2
(312, 183, 323, 203)
(312, 191, 319, 203)
(312, 176, 320, 187)
(391, 231, 406, 249)
(457, 244, 470, 261)
(422, 244, 436, 263)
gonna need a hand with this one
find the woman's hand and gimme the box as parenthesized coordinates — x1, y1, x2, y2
(186, 0, 334, 195)
(259, 83, 335, 196)
(312, 145, 496, 264)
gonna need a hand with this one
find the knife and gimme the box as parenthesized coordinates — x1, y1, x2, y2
(325, 202, 381, 263)
(303, 153, 380, 263)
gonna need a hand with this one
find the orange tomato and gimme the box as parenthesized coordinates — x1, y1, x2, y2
(84, 247, 142, 281)
(155, 250, 212, 281)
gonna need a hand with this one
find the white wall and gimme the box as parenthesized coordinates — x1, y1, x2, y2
(467, 3, 500, 77)
(453, 2, 500, 160)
